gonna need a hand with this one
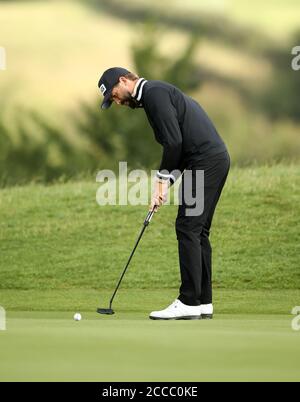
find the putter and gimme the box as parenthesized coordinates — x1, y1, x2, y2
(97, 207, 156, 315)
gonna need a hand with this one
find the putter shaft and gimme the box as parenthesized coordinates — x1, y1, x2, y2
(98, 208, 156, 315)
(109, 208, 155, 308)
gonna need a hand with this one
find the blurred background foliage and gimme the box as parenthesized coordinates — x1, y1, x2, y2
(0, 0, 299, 186)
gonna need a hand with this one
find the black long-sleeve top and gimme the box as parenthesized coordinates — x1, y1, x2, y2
(132, 78, 227, 184)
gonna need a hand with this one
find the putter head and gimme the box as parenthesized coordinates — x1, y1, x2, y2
(97, 308, 115, 315)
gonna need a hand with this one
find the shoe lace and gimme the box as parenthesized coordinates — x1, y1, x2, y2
(169, 300, 180, 309)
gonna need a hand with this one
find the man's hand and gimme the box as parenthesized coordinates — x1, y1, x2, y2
(149, 178, 169, 212)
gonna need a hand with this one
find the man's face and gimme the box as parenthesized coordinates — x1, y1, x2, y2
(110, 78, 139, 109)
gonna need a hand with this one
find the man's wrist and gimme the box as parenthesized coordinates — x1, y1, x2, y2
(156, 170, 176, 184)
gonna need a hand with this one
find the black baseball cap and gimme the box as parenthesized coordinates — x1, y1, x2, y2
(98, 67, 131, 110)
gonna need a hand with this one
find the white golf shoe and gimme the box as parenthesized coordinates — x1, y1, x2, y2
(200, 304, 213, 319)
(149, 299, 202, 320)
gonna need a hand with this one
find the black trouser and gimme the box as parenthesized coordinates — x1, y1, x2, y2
(176, 150, 230, 306)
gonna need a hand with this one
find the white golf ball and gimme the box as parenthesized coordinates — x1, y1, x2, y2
(73, 313, 82, 321)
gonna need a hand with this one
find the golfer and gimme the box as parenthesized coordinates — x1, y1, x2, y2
(98, 67, 230, 320)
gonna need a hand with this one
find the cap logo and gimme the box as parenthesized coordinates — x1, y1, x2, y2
(100, 84, 107, 95)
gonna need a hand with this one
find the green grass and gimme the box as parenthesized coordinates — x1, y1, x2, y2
(0, 164, 299, 301)
(0, 312, 299, 382)
(0, 289, 299, 315)
(1, 164, 300, 381)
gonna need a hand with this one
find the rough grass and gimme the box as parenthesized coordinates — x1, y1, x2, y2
(0, 164, 299, 312)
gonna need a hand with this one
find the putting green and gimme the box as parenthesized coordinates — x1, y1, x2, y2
(0, 312, 299, 382)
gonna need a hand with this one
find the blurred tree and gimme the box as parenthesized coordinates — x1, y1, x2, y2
(261, 30, 300, 121)
(0, 110, 91, 186)
(0, 24, 201, 186)
(1, 21, 300, 187)
(131, 22, 200, 92)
